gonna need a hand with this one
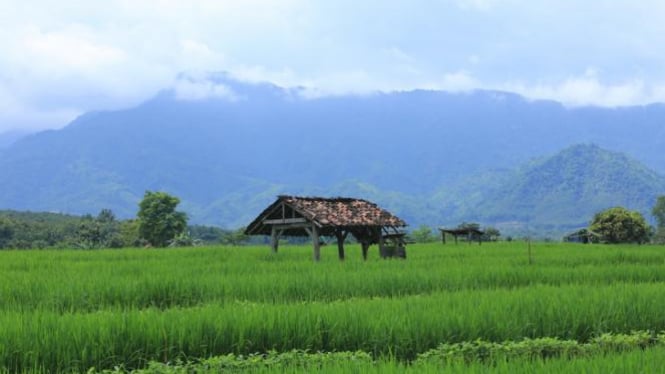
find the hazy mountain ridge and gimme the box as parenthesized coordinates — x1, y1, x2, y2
(1, 76, 664, 235)
(432, 144, 665, 235)
(0, 129, 32, 149)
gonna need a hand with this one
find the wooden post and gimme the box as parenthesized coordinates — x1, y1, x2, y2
(312, 224, 320, 262)
(378, 227, 385, 258)
(270, 226, 279, 253)
(441, 231, 446, 244)
(361, 242, 369, 260)
(335, 229, 347, 261)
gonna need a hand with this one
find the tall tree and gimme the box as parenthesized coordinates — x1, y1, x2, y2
(653, 196, 665, 228)
(652, 196, 665, 244)
(74, 209, 122, 249)
(137, 191, 187, 247)
(590, 207, 650, 244)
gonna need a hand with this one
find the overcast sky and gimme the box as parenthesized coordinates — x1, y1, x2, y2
(2, 0, 665, 133)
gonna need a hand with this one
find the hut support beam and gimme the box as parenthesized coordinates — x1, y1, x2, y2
(270, 226, 279, 253)
(378, 227, 385, 258)
(361, 242, 369, 260)
(335, 229, 348, 261)
(311, 224, 320, 262)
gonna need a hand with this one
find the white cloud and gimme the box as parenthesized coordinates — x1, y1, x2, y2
(21, 26, 127, 72)
(455, 0, 499, 11)
(173, 78, 240, 101)
(503, 73, 665, 107)
(439, 71, 480, 92)
(2, 0, 665, 133)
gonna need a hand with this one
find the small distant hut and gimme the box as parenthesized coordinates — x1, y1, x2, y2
(439, 227, 484, 245)
(244, 196, 407, 261)
(563, 228, 600, 243)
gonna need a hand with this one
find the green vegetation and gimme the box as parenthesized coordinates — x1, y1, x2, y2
(590, 207, 650, 244)
(436, 144, 665, 237)
(2, 242, 665, 372)
(137, 191, 188, 247)
(409, 225, 436, 243)
(0, 210, 248, 250)
(653, 195, 665, 244)
(91, 334, 665, 373)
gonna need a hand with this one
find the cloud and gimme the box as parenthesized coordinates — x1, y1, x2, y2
(2, 0, 665, 133)
(455, 0, 499, 11)
(21, 26, 127, 72)
(173, 77, 241, 101)
(503, 72, 665, 107)
(438, 71, 480, 92)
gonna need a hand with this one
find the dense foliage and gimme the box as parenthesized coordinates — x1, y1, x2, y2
(95, 334, 665, 373)
(137, 191, 188, 247)
(2, 243, 665, 372)
(590, 207, 650, 244)
(0, 210, 243, 249)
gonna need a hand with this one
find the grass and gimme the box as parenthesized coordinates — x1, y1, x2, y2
(1, 242, 665, 372)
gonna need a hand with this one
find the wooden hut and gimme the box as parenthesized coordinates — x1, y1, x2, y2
(244, 196, 407, 261)
(439, 227, 484, 245)
(563, 228, 600, 243)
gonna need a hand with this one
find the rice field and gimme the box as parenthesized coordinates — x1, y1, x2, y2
(2, 242, 665, 372)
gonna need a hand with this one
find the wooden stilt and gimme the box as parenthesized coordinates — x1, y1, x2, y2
(312, 224, 320, 262)
(361, 242, 369, 260)
(270, 226, 279, 253)
(335, 230, 347, 261)
(378, 227, 385, 258)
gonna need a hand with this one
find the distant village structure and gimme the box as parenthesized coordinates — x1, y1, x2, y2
(563, 228, 600, 243)
(245, 196, 407, 261)
(439, 227, 484, 245)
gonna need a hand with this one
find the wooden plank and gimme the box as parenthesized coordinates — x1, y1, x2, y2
(264, 217, 307, 225)
(271, 222, 311, 231)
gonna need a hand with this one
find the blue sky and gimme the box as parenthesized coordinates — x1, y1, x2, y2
(2, 0, 665, 132)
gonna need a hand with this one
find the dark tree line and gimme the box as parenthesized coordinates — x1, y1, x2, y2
(0, 191, 248, 249)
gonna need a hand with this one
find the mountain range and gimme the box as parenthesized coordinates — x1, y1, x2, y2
(1, 74, 664, 237)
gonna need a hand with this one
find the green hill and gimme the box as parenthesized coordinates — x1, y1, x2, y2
(434, 144, 665, 236)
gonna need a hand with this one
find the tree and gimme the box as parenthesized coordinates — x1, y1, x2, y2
(482, 227, 501, 241)
(119, 219, 142, 247)
(653, 196, 665, 244)
(590, 207, 650, 244)
(0, 217, 15, 249)
(221, 227, 249, 246)
(410, 225, 436, 243)
(74, 209, 123, 249)
(137, 191, 187, 247)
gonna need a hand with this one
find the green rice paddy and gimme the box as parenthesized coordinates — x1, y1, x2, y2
(2, 242, 665, 372)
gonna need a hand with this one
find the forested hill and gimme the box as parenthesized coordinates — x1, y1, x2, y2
(0, 75, 664, 232)
(431, 144, 665, 235)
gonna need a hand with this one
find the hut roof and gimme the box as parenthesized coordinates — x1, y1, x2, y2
(245, 195, 406, 236)
(439, 227, 484, 236)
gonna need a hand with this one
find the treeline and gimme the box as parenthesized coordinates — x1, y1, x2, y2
(0, 209, 249, 250)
